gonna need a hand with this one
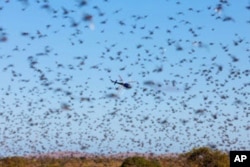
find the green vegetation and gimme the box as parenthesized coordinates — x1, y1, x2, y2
(0, 147, 230, 167)
(120, 156, 161, 167)
(182, 147, 230, 167)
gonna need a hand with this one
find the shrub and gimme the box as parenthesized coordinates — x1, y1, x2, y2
(120, 156, 161, 167)
(183, 147, 229, 167)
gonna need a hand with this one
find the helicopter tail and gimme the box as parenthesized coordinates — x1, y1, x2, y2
(110, 79, 117, 85)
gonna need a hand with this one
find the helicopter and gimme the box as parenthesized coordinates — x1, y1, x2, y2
(110, 79, 132, 89)
(110, 75, 133, 89)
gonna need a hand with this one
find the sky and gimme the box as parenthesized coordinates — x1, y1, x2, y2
(0, 0, 250, 157)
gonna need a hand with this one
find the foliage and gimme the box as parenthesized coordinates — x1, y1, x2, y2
(120, 156, 161, 167)
(182, 147, 229, 167)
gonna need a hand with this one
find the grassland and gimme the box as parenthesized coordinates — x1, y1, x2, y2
(0, 147, 230, 167)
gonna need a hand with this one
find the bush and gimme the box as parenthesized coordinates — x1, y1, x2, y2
(183, 147, 229, 167)
(120, 156, 161, 167)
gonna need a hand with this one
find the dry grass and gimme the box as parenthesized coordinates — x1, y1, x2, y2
(0, 147, 230, 167)
(0, 156, 220, 167)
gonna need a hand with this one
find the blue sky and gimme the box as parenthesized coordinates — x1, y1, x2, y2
(0, 0, 250, 157)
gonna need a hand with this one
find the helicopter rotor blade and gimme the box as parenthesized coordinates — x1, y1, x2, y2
(118, 75, 123, 82)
